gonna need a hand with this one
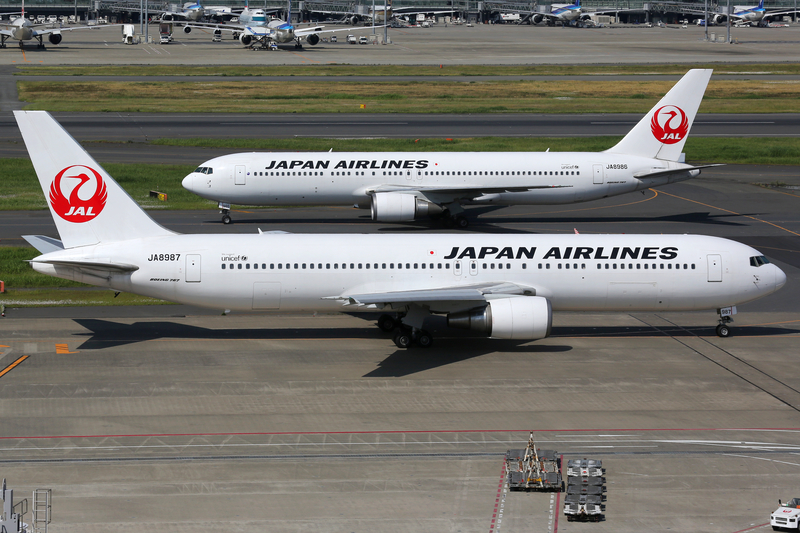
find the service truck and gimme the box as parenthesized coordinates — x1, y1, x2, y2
(771, 498, 800, 530)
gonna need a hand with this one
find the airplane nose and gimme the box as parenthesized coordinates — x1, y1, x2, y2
(775, 264, 787, 292)
(181, 174, 195, 192)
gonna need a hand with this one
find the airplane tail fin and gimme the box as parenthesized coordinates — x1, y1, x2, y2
(604, 69, 712, 161)
(14, 111, 175, 249)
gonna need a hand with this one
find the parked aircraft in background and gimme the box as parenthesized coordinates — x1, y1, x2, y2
(186, 2, 374, 48)
(690, 0, 798, 26)
(14, 110, 786, 347)
(183, 69, 718, 227)
(1, 1, 103, 48)
(160, 1, 237, 23)
(531, 0, 584, 25)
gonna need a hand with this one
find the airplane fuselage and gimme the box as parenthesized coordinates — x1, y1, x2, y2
(32, 234, 784, 314)
(183, 151, 697, 208)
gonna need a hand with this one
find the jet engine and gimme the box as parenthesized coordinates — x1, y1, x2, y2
(532, 13, 544, 24)
(447, 296, 552, 340)
(240, 33, 253, 46)
(48, 32, 62, 45)
(306, 33, 320, 45)
(712, 13, 726, 24)
(183, 25, 192, 33)
(370, 193, 443, 222)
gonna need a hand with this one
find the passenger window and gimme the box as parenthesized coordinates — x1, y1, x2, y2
(546, 264, 550, 270)
(522, 264, 527, 269)
(221, 264, 226, 270)
(238, 264, 242, 270)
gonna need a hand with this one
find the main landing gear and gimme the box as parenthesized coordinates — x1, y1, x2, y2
(378, 314, 434, 349)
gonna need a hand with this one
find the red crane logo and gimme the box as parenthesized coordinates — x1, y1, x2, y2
(650, 105, 689, 145)
(49, 165, 108, 223)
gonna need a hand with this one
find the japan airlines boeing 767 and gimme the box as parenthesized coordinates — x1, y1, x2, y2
(16, 110, 785, 348)
(182, 69, 719, 227)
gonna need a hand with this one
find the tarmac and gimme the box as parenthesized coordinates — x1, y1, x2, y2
(1, 19, 800, 533)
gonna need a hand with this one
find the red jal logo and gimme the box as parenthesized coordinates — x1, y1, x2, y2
(650, 105, 689, 145)
(49, 165, 108, 223)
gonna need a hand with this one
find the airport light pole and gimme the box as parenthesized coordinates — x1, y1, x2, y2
(726, 0, 730, 43)
(704, 0, 708, 40)
(372, 0, 375, 35)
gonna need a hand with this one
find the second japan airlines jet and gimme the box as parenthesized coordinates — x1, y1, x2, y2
(183, 69, 719, 227)
(16, 110, 785, 348)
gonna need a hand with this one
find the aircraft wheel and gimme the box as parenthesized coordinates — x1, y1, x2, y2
(222, 214, 232, 224)
(716, 324, 731, 338)
(393, 330, 412, 349)
(416, 330, 433, 348)
(377, 314, 396, 332)
(455, 216, 469, 228)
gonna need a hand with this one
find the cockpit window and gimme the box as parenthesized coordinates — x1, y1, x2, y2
(749, 255, 770, 267)
(193, 167, 213, 175)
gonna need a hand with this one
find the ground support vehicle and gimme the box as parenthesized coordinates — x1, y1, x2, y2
(564, 494, 604, 522)
(564, 459, 606, 522)
(771, 498, 800, 530)
(506, 433, 562, 492)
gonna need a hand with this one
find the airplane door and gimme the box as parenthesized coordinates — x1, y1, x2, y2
(252, 282, 281, 309)
(186, 254, 201, 282)
(593, 164, 604, 184)
(235, 165, 246, 185)
(469, 260, 478, 276)
(707, 254, 722, 282)
(454, 260, 462, 277)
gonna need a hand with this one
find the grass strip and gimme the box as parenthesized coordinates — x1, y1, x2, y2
(2, 137, 798, 211)
(17, 79, 800, 114)
(14, 64, 800, 77)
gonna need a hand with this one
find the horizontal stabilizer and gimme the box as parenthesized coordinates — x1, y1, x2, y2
(634, 164, 724, 180)
(31, 258, 140, 273)
(23, 235, 65, 254)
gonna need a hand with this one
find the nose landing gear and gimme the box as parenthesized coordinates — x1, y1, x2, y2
(715, 306, 736, 337)
(219, 202, 232, 224)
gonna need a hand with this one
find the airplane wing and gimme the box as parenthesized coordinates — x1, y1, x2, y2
(325, 281, 538, 311)
(30, 24, 108, 36)
(367, 183, 572, 202)
(295, 24, 385, 36)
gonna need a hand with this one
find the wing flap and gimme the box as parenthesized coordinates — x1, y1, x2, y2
(326, 281, 536, 307)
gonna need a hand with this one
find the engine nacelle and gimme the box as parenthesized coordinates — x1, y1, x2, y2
(48, 32, 62, 45)
(240, 33, 253, 46)
(370, 193, 443, 222)
(183, 25, 192, 33)
(447, 297, 552, 340)
(532, 13, 544, 24)
(306, 33, 320, 45)
(712, 14, 726, 24)
(349, 15, 359, 25)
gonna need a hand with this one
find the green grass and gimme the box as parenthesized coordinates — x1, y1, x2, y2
(14, 64, 800, 77)
(16, 79, 800, 114)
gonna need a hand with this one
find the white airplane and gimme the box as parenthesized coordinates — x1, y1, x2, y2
(183, 69, 719, 227)
(531, 0, 584, 25)
(185, 2, 371, 48)
(0, 3, 102, 48)
(704, 0, 799, 26)
(15, 110, 786, 348)
(160, 2, 235, 23)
